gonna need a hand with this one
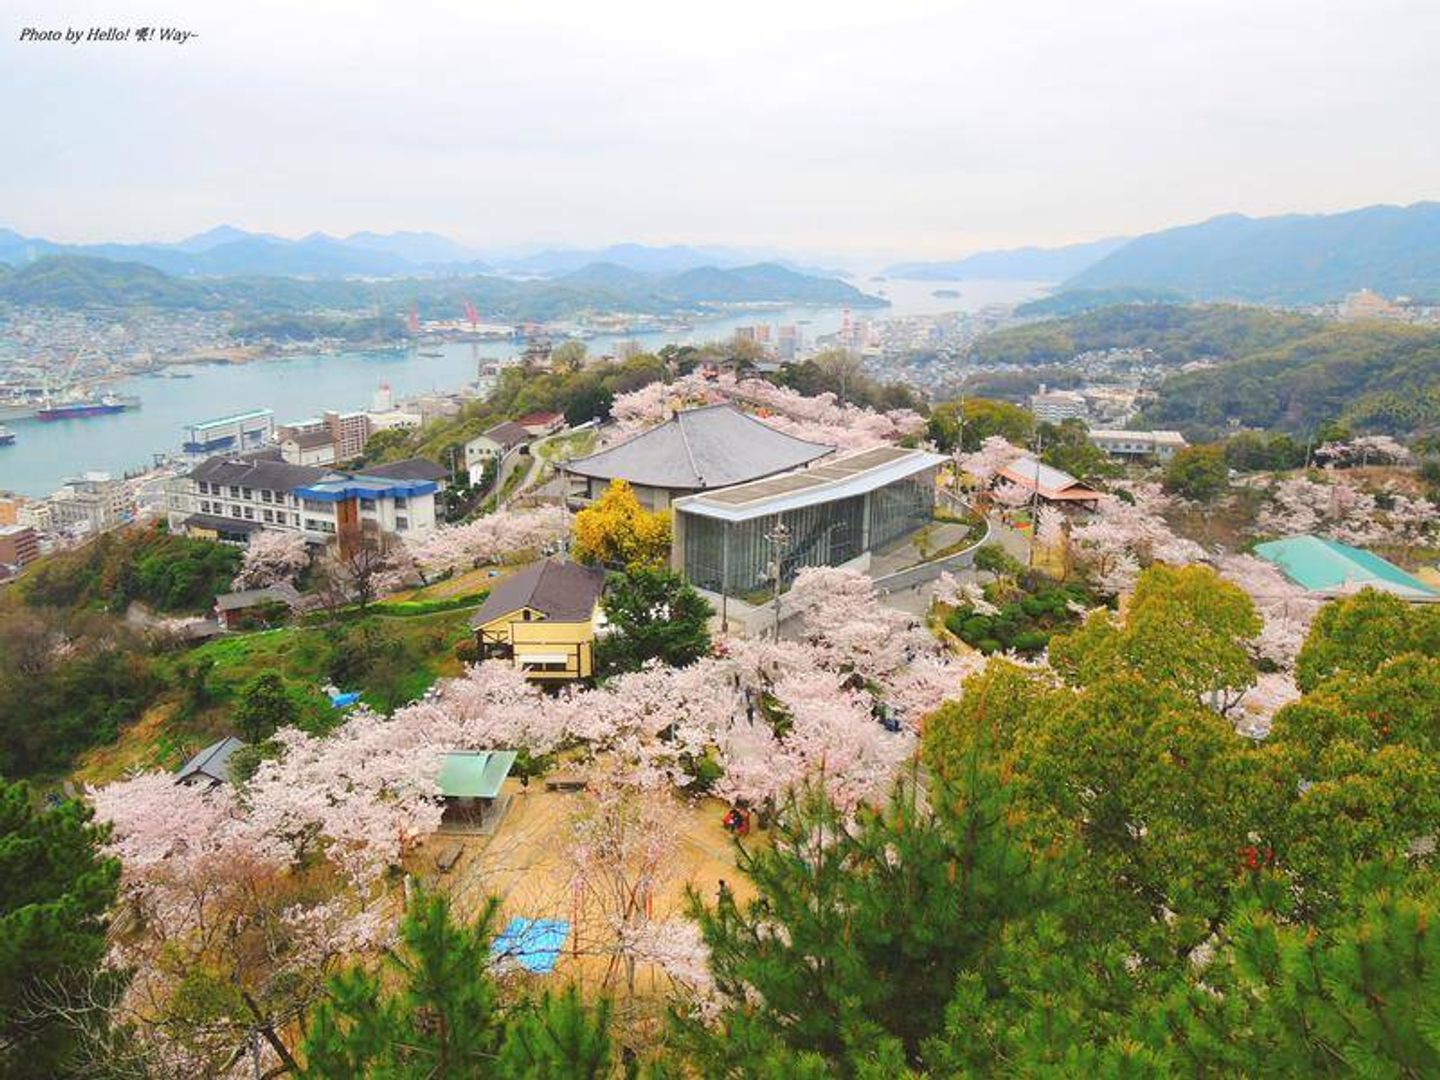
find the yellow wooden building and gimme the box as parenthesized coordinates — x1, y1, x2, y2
(469, 559, 607, 681)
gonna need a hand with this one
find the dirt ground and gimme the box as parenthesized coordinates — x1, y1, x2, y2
(410, 777, 755, 993)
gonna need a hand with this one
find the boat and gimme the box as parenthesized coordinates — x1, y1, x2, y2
(35, 394, 140, 421)
(418, 349, 444, 358)
(0, 425, 13, 446)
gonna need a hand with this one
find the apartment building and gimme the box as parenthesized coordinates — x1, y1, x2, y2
(1028, 385, 1088, 424)
(1088, 429, 1188, 462)
(166, 450, 441, 549)
(0, 525, 39, 570)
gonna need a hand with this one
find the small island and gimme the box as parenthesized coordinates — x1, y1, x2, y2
(932, 288, 962, 298)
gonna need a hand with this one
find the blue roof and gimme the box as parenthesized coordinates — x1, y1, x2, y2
(295, 475, 439, 502)
(492, 917, 569, 974)
(1254, 534, 1439, 599)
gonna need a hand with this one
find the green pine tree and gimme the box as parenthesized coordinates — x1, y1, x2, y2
(0, 780, 121, 1078)
(679, 753, 1058, 1076)
(300, 889, 614, 1078)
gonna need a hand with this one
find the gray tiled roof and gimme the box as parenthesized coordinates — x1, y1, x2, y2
(477, 422, 530, 450)
(188, 454, 330, 490)
(361, 457, 450, 482)
(469, 559, 605, 628)
(286, 430, 335, 449)
(175, 736, 247, 786)
(564, 405, 833, 491)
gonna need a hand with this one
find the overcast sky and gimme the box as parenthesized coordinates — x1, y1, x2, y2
(5, 0, 1438, 259)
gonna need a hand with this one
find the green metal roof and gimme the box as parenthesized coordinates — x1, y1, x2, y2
(439, 750, 517, 798)
(1253, 535, 1439, 599)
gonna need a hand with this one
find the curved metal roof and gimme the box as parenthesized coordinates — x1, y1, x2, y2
(564, 405, 833, 491)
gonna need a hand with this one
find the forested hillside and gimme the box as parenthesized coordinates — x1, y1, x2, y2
(968, 303, 1324, 367)
(0, 255, 883, 319)
(1064, 201, 1440, 302)
(1144, 321, 1440, 439)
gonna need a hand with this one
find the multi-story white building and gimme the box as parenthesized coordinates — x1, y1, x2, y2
(1028, 385, 1089, 424)
(1088, 429, 1188, 462)
(49, 472, 130, 534)
(166, 451, 444, 549)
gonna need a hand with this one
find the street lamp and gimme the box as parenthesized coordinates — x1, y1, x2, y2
(763, 518, 791, 641)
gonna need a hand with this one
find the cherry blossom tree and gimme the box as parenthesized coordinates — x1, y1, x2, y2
(401, 506, 569, 580)
(89, 774, 384, 1075)
(1250, 472, 1435, 548)
(957, 436, 1024, 487)
(606, 372, 923, 452)
(1214, 553, 1321, 670)
(231, 529, 311, 591)
(1069, 481, 1204, 595)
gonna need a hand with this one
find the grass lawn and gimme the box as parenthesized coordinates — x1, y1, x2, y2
(398, 564, 517, 602)
(537, 428, 597, 462)
(73, 608, 476, 786)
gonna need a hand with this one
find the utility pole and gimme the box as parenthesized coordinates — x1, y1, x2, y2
(951, 393, 965, 510)
(1027, 428, 1044, 568)
(764, 518, 791, 641)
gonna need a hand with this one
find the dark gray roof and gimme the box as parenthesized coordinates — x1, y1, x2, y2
(285, 430, 335, 449)
(564, 405, 833, 491)
(215, 583, 301, 612)
(469, 559, 605, 627)
(176, 736, 247, 786)
(479, 422, 530, 450)
(183, 512, 264, 534)
(189, 454, 330, 491)
(361, 457, 450, 482)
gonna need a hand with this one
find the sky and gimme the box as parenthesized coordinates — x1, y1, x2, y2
(4, 0, 1439, 260)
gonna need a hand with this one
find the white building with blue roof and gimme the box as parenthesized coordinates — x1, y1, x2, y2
(166, 448, 442, 548)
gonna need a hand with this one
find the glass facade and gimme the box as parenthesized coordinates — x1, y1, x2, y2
(681, 466, 936, 598)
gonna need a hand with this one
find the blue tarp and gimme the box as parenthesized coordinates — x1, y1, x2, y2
(491, 917, 570, 974)
(330, 691, 362, 709)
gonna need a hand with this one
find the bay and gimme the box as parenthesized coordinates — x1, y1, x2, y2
(0, 279, 1045, 497)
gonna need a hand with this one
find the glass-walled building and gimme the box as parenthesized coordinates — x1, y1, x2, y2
(673, 446, 943, 599)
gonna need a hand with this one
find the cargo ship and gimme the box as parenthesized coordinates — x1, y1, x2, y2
(35, 393, 141, 421)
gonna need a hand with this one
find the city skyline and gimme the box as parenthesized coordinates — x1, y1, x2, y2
(5, 0, 1438, 259)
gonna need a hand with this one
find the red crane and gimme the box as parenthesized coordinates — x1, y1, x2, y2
(463, 300, 479, 329)
(407, 304, 420, 335)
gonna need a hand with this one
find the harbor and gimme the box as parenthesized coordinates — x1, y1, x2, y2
(0, 279, 1042, 498)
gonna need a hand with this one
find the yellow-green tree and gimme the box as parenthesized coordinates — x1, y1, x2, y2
(571, 479, 672, 569)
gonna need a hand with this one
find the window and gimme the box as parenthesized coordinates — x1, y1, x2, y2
(243, 507, 254, 520)
(396, 516, 409, 530)
(197, 481, 209, 494)
(231, 506, 243, 519)
(242, 488, 253, 499)
(395, 496, 408, 508)
(263, 509, 274, 523)
(229, 486, 240, 498)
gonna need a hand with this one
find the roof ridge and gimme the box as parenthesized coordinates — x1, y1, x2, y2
(675, 411, 703, 486)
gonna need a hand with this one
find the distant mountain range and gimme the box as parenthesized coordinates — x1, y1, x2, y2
(0, 254, 883, 320)
(0, 226, 846, 282)
(885, 237, 1130, 282)
(889, 201, 1440, 304)
(1062, 202, 1440, 303)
